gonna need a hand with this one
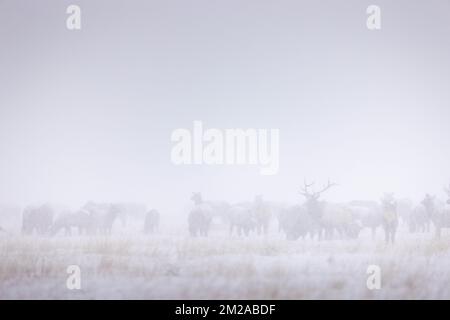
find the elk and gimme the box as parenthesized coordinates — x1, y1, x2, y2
(228, 204, 256, 237)
(188, 192, 213, 237)
(279, 204, 317, 240)
(298, 179, 357, 240)
(380, 193, 399, 244)
(409, 195, 433, 233)
(299, 179, 337, 217)
(82, 202, 122, 235)
(229, 195, 271, 237)
(51, 210, 91, 236)
(428, 184, 450, 239)
(22, 204, 54, 236)
(348, 200, 382, 239)
(252, 195, 271, 235)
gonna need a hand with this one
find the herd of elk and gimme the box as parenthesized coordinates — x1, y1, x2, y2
(3, 181, 450, 243)
(188, 181, 450, 244)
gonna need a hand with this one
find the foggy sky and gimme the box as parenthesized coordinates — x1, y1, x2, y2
(1, 0, 450, 213)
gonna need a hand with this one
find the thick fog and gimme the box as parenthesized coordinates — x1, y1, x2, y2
(1, 0, 450, 299)
(1, 0, 450, 209)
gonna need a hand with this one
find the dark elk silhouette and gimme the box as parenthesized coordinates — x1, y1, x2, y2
(144, 209, 160, 234)
(347, 200, 382, 239)
(299, 179, 342, 240)
(21, 204, 54, 235)
(296, 179, 361, 240)
(228, 204, 255, 237)
(278, 204, 316, 240)
(188, 192, 212, 237)
(22, 204, 54, 235)
(252, 195, 272, 236)
(279, 180, 336, 241)
(81, 202, 122, 235)
(381, 193, 398, 244)
(299, 179, 337, 217)
(409, 194, 433, 233)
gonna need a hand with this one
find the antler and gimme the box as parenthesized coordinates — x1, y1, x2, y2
(314, 179, 337, 197)
(300, 179, 315, 196)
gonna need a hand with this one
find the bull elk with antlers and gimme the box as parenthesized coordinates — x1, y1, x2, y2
(298, 179, 360, 240)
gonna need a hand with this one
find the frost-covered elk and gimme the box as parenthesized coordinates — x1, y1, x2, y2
(188, 193, 213, 237)
(227, 196, 273, 237)
(409, 195, 433, 233)
(188, 208, 212, 237)
(51, 210, 91, 236)
(228, 204, 256, 236)
(322, 204, 361, 240)
(21, 204, 54, 235)
(144, 209, 160, 234)
(82, 202, 122, 235)
(299, 180, 333, 240)
(348, 200, 382, 238)
(279, 180, 359, 241)
(381, 193, 399, 244)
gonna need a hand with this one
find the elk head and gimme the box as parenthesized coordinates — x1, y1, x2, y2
(299, 179, 337, 219)
(299, 179, 337, 202)
(191, 192, 203, 205)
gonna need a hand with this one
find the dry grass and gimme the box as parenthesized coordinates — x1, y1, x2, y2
(0, 231, 449, 299)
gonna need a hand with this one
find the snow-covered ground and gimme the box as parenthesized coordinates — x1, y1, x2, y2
(1, 226, 449, 299)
